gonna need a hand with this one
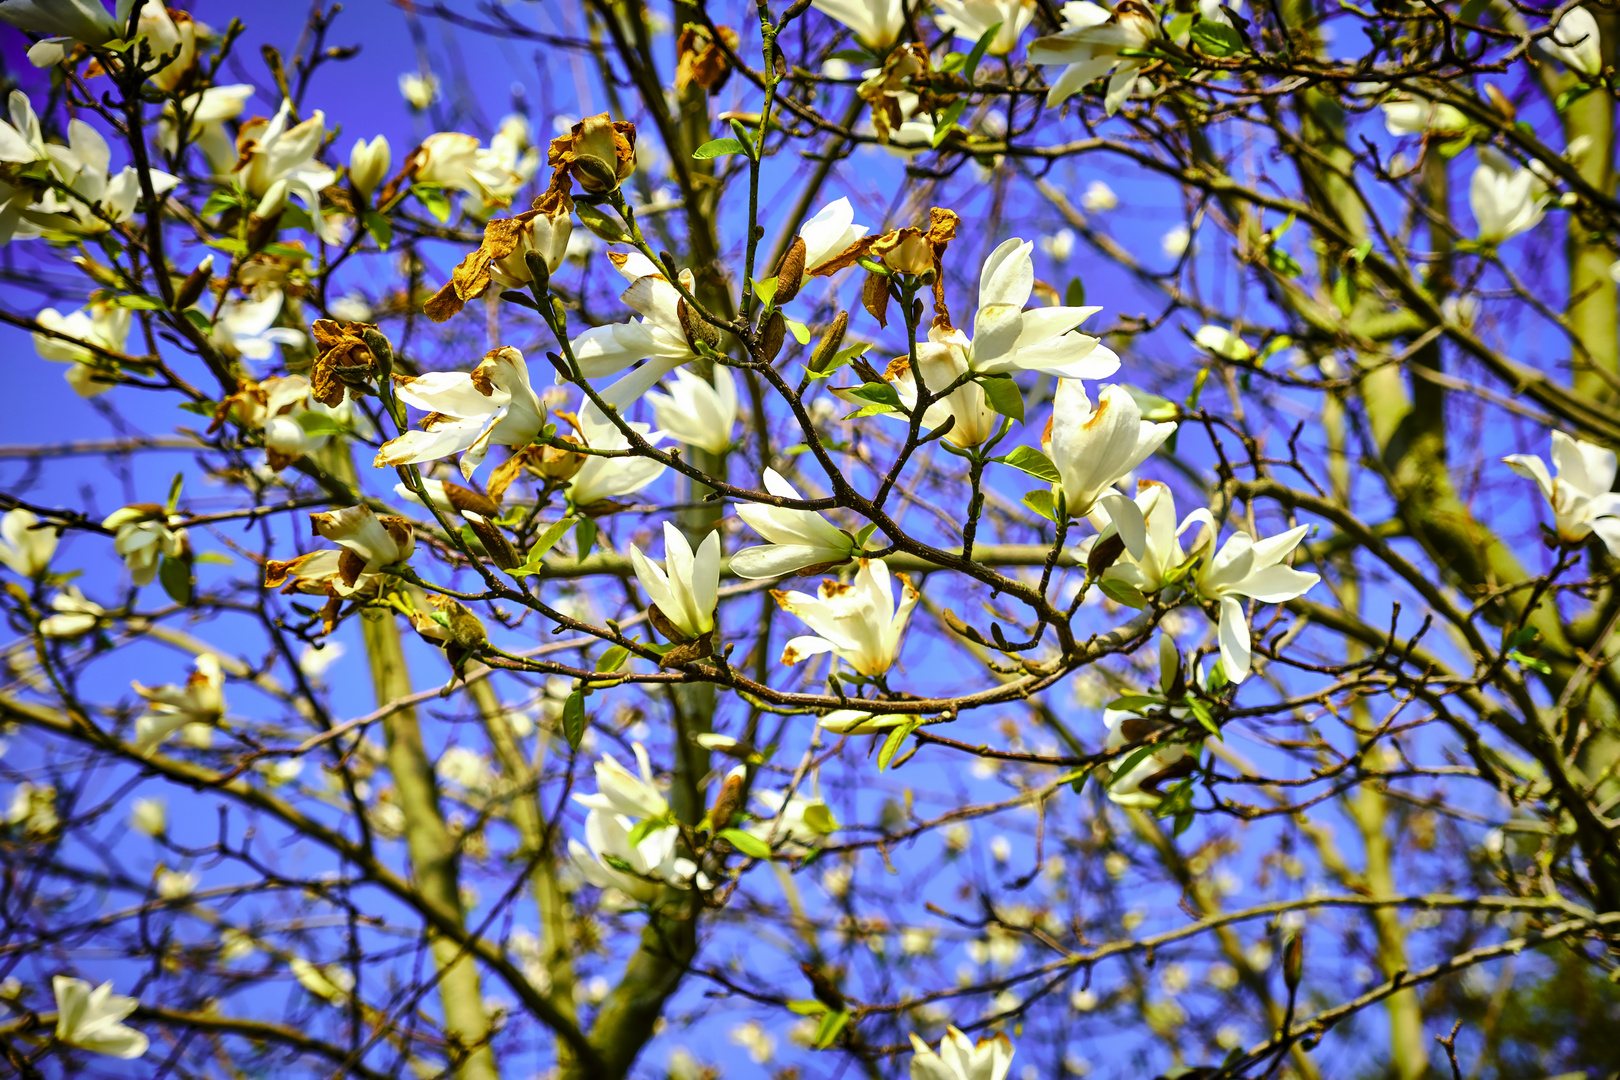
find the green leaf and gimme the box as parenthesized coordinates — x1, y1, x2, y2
(203, 236, 247, 255)
(193, 551, 233, 566)
(994, 446, 1060, 483)
(694, 137, 748, 160)
(728, 117, 756, 151)
(1065, 276, 1086, 307)
(718, 828, 772, 859)
(931, 99, 967, 148)
(199, 189, 241, 217)
(1509, 650, 1552, 675)
(294, 411, 345, 438)
(1186, 696, 1221, 738)
(165, 472, 185, 514)
(415, 185, 452, 223)
(363, 209, 393, 250)
(1097, 578, 1147, 608)
(802, 803, 838, 835)
(807, 341, 871, 380)
(509, 518, 575, 578)
(597, 644, 630, 673)
(813, 1008, 851, 1049)
(575, 518, 597, 563)
(1109, 744, 1160, 789)
(963, 21, 1002, 83)
(573, 202, 627, 243)
(787, 999, 830, 1016)
(113, 294, 166, 311)
(1107, 694, 1162, 711)
(1189, 19, 1245, 57)
(1265, 246, 1303, 277)
(182, 309, 212, 332)
(783, 317, 811, 344)
(1022, 488, 1058, 522)
(854, 522, 880, 548)
(752, 276, 779, 307)
(828, 49, 871, 63)
(877, 720, 917, 770)
(978, 375, 1025, 422)
(847, 381, 904, 410)
(158, 554, 193, 605)
(562, 689, 587, 749)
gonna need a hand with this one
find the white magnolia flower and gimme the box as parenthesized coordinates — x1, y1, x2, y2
(812, 0, 906, 50)
(436, 746, 494, 793)
(39, 586, 104, 637)
(1030, 0, 1160, 114)
(1470, 146, 1548, 243)
(1104, 706, 1188, 806)
(1161, 223, 1191, 257)
(290, 958, 352, 1005)
(732, 468, 858, 579)
(565, 401, 668, 508)
(1081, 179, 1118, 212)
(1381, 97, 1468, 136)
(967, 237, 1120, 379)
(1039, 227, 1076, 261)
(349, 136, 391, 200)
(796, 197, 870, 277)
(837, 327, 1000, 448)
(33, 300, 129, 397)
(646, 365, 737, 455)
(32, 114, 178, 237)
(1194, 324, 1253, 362)
(1043, 380, 1176, 523)
(52, 976, 148, 1059)
(574, 743, 669, 820)
(774, 558, 919, 677)
(155, 868, 198, 898)
(377, 347, 547, 478)
(731, 1019, 777, 1064)
(0, 508, 57, 577)
(412, 129, 534, 211)
(1504, 431, 1620, 555)
(130, 796, 166, 836)
(6, 781, 58, 833)
(1192, 525, 1319, 683)
(1088, 480, 1215, 601)
(297, 641, 345, 680)
(817, 709, 911, 733)
(132, 653, 226, 754)
(468, 113, 542, 215)
(908, 1026, 1013, 1080)
(748, 784, 837, 850)
(309, 504, 416, 577)
(399, 71, 441, 110)
(234, 99, 339, 243)
(101, 505, 184, 586)
(160, 84, 255, 179)
(568, 809, 698, 903)
(1538, 5, 1602, 76)
(568, 252, 703, 400)
(211, 289, 306, 361)
(934, 0, 1036, 55)
(630, 522, 720, 640)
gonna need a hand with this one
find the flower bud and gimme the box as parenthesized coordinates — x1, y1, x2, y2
(172, 254, 214, 312)
(536, 435, 588, 481)
(1158, 636, 1185, 698)
(808, 310, 849, 373)
(349, 136, 391, 202)
(760, 310, 787, 362)
(1283, 931, 1303, 992)
(465, 512, 521, 570)
(774, 235, 807, 304)
(709, 766, 746, 829)
(678, 298, 722, 353)
(548, 113, 637, 195)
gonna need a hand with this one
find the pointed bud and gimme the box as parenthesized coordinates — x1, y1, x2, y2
(1158, 635, 1185, 698)
(172, 255, 214, 312)
(349, 136, 392, 201)
(1283, 931, 1303, 992)
(465, 513, 520, 570)
(760, 309, 786, 362)
(774, 235, 807, 304)
(678, 298, 722, 352)
(709, 766, 746, 829)
(807, 310, 849, 373)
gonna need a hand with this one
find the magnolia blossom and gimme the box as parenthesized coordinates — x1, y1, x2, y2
(235, 99, 339, 243)
(909, 1027, 1013, 1080)
(811, 0, 906, 50)
(1087, 481, 1215, 602)
(838, 327, 1000, 448)
(1539, 5, 1602, 76)
(1504, 431, 1620, 555)
(468, 113, 542, 215)
(412, 129, 533, 209)
(568, 252, 704, 400)
(349, 136, 391, 200)
(1044, 381, 1176, 523)
(967, 237, 1120, 379)
(309, 504, 416, 581)
(732, 468, 858, 579)
(1381, 96, 1468, 136)
(377, 347, 546, 478)
(630, 522, 720, 641)
(1030, 0, 1160, 114)
(774, 558, 918, 677)
(574, 744, 669, 819)
(26, 110, 178, 238)
(1039, 227, 1076, 261)
(132, 654, 226, 754)
(748, 785, 837, 850)
(0, 508, 56, 577)
(565, 401, 668, 508)
(935, 0, 1036, 55)
(160, 84, 255, 178)
(102, 505, 184, 586)
(39, 586, 104, 637)
(645, 365, 737, 455)
(1193, 525, 1319, 683)
(569, 809, 698, 903)
(1082, 178, 1118, 212)
(399, 71, 441, 110)
(130, 796, 166, 836)
(1161, 223, 1191, 257)
(795, 197, 870, 278)
(52, 976, 148, 1059)
(210, 289, 307, 361)
(1104, 702, 1189, 807)
(1470, 146, 1548, 243)
(31, 301, 128, 397)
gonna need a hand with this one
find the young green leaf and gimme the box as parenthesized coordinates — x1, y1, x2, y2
(562, 689, 587, 749)
(574, 203, 627, 242)
(719, 828, 772, 859)
(963, 21, 1003, 83)
(694, 137, 749, 160)
(978, 375, 1025, 422)
(994, 445, 1060, 482)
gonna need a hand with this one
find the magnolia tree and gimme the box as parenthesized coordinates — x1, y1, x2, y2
(0, 0, 1618, 1077)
